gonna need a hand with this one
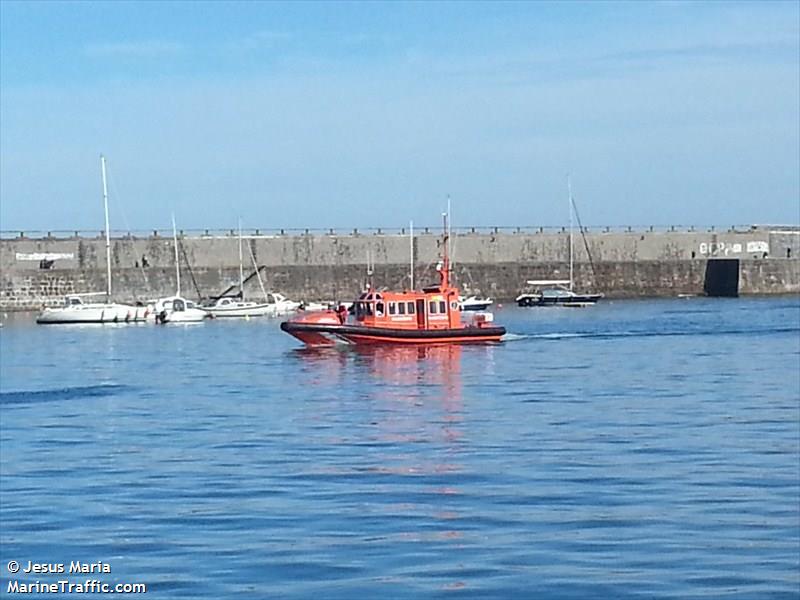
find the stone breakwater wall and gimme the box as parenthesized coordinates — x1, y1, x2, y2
(1, 228, 798, 310)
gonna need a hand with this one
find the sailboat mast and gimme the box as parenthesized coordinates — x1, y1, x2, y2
(100, 155, 112, 301)
(172, 213, 181, 296)
(238, 220, 244, 300)
(409, 220, 414, 290)
(568, 175, 574, 292)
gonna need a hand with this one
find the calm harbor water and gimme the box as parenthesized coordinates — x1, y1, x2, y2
(1, 297, 798, 599)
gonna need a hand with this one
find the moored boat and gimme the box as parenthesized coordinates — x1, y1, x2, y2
(37, 294, 149, 324)
(516, 178, 603, 308)
(458, 295, 493, 311)
(154, 296, 208, 323)
(281, 215, 505, 346)
(36, 156, 148, 325)
(516, 281, 603, 307)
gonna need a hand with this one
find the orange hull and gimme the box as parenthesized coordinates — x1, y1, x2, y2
(280, 321, 505, 346)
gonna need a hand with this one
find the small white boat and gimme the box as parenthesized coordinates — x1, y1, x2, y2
(148, 216, 208, 324)
(156, 296, 208, 323)
(37, 294, 149, 324)
(36, 156, 147, 325)
(459, 295, 493, 311)
(202, 295, 275, 318)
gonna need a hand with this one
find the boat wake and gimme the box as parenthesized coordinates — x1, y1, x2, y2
(0, 384, 129, 406)
(504, 326, 799, 342)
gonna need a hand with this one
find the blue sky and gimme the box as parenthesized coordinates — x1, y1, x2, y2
(1, 0, 798, 232)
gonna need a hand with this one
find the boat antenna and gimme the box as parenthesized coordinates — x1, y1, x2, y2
(447, 194, 452, 270)
(366, 247, 374, 290)
(440, 211, 450, 289)
(409, 219, 415, 290)
(172, 213, 181, 297)
(100, 155, 112, 301)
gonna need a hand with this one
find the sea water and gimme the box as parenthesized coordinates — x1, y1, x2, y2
(1, 297, 798, 599)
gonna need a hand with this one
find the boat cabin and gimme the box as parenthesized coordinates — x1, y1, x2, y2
(352, 284, 462, 331)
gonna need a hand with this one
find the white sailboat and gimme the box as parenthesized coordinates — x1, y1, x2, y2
(516, 177, 604, 307)
(154, 216, 209, 324)
(36, 156, 149, 324)
(202, 224, 300, 318)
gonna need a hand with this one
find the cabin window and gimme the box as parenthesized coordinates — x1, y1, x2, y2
(388, 302, 396, 315)
(376, 302, 384, 316)
(356, 302, 373, 317)
(439, 301, 446, 313)
(398, 302, 406, 315)
(429, 301, 437, 314)
(407, 302, 415, 314)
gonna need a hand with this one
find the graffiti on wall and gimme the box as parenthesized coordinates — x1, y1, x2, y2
(698, 241, 769, 256)
(15, 253, 75, 261)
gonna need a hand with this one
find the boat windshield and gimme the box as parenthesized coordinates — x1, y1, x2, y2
(541, 288, 573, 298)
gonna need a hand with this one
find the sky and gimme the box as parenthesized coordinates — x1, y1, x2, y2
(1, 0, 798, 232)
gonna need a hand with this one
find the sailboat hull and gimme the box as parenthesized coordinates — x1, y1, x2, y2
(36, 303, 150, 324)
(517, 293, 603, 307)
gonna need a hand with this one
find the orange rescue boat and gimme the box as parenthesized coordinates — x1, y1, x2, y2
(281, 216, 505, 346)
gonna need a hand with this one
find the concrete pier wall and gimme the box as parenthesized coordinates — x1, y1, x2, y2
(1, 228, 797, 310)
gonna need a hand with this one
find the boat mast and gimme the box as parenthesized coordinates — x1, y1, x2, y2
(172, 213, 181, 297)
(100, 155, 112, 301)
(238, 219, 244, 300)
(409, 219, 414, 290)
(568, 175, 574, 292)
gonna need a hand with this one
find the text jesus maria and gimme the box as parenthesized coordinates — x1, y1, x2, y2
(23, 561, 110, 574)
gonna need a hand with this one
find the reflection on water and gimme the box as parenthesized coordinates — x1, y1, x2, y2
(289, 343, 469, 581)
(291, 343, 464, 401)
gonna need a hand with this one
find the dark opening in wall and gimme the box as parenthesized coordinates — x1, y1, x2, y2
(704, 258, 739, 297)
